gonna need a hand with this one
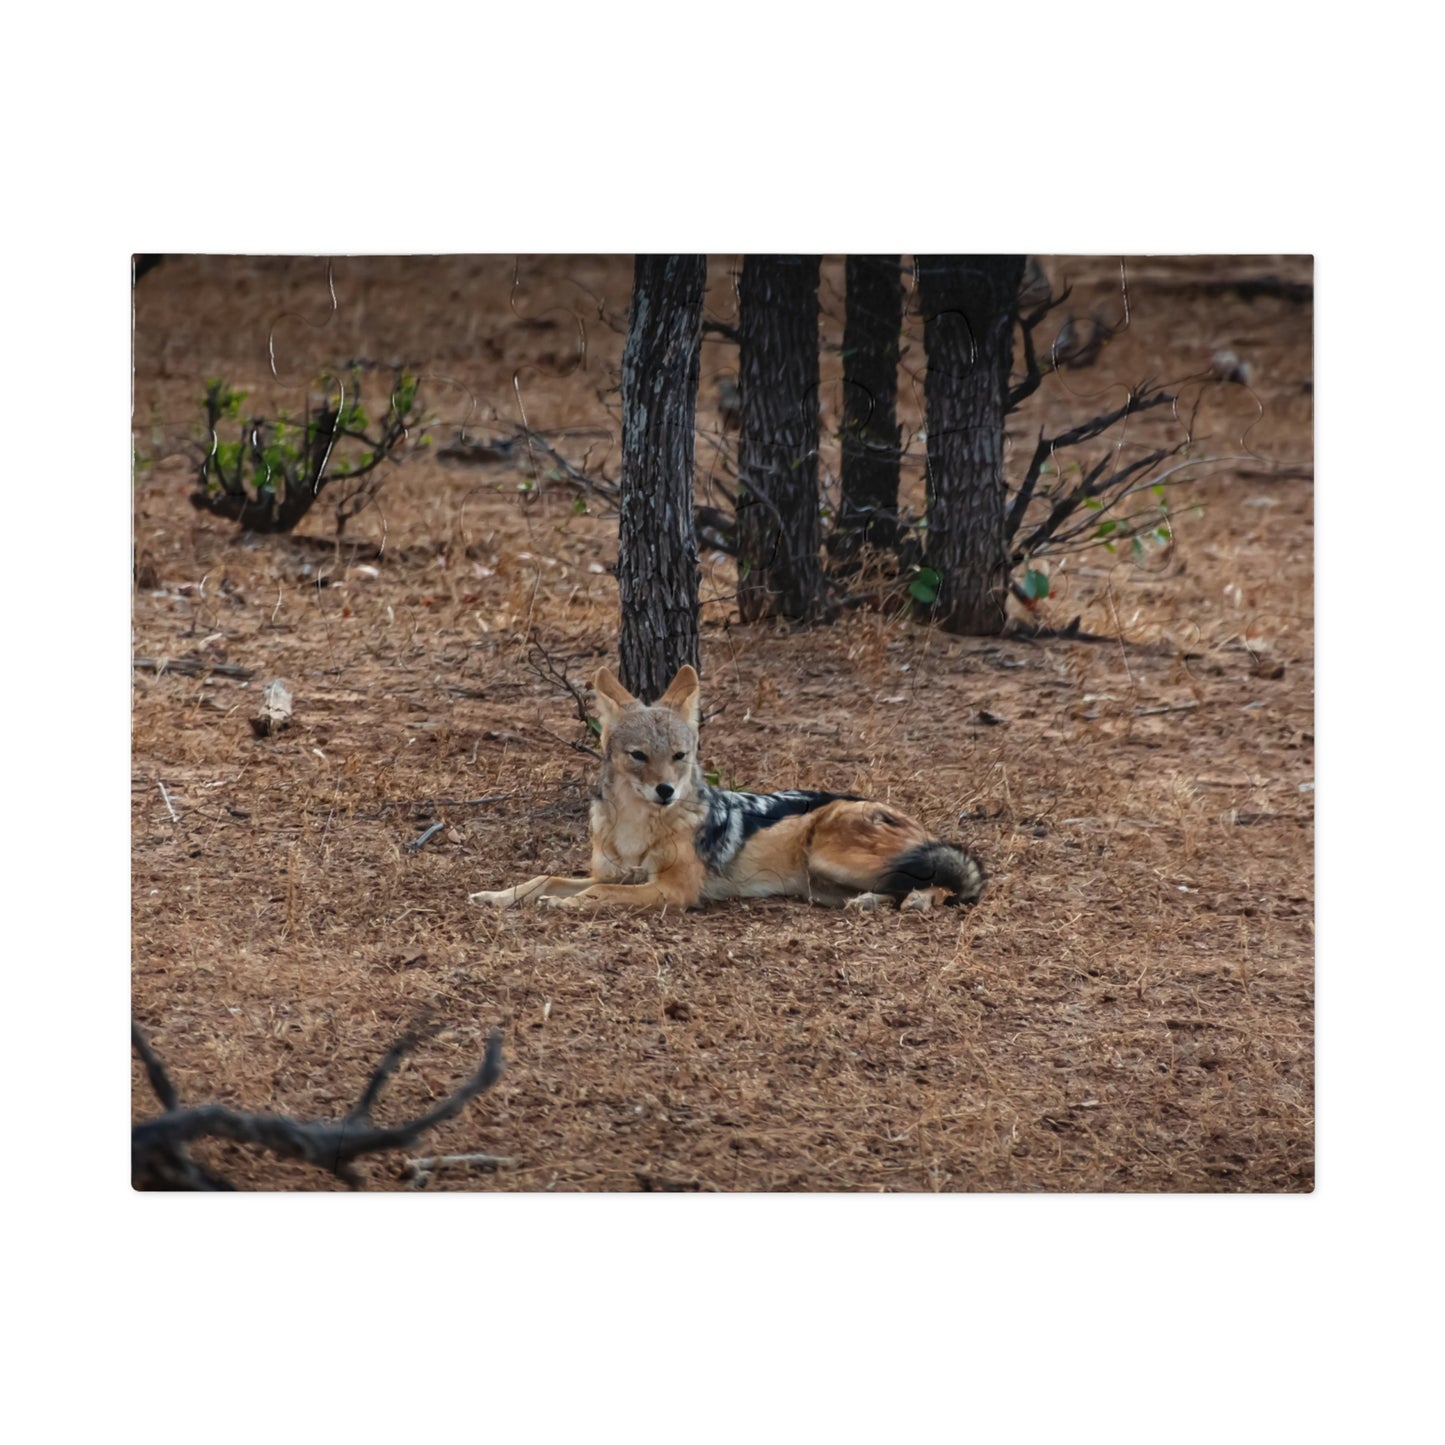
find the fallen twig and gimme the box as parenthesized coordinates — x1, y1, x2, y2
(404, 821, 446, 852)
(132, 1022, 504, 1190)
(132, 1022, 180, 1111)
(134, 655, 257, 680)
(157, 780, 180, 823)
(1234, 464, 1314, 481)
(512, 424, 620, 502)
(1133, 701, 1200, 717)
(635, 1172, 716, 1192)
(1155, 275, 1312, 305)
(303, 794, 514, 819)
(402, 1152, 518, 1187)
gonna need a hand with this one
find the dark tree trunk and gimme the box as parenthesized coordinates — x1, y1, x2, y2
(833, 254, 903, 559)
(617, 254, 707, 702)
(917, 255, 1026, 635)
(735, 255, 827, 623)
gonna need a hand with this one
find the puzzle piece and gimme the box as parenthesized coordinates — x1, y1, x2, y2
(132, 252, 1314, 1197)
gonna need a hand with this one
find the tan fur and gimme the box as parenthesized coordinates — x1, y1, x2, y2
(707, 801, 933, 906)
(470, 664, 978, 913)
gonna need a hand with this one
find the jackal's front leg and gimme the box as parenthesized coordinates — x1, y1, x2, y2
(470, 875, 597, 908)
(540, 879, 697, 911)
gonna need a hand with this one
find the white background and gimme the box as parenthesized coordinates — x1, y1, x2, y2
(3, 2, 1436, 1439)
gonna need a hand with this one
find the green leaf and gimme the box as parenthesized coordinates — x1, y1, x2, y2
(1021, 568, 1050, 601)
(1131, 536, 1145, 561)
(392, 375, 419, 413)
(909, 566, 941, 605)
(587, 717, 602, 736)
(572, 496, 588, 515)
(1084, 497, 1103, 510)
(1095, 520, 1117, 537)
(704, 769, 721, 787)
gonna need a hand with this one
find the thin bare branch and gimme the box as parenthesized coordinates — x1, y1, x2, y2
(511, 424, 620, 502)
(1005, 381, 1183, 563)
(1044, 385, 1175, 454)
(133, 656, 257, 680)
(1005, 432, 1053, 543)
(131, 1022, 179, 1111)
(132, 1028, 505, 1190)
(347, 1030, 422, 1125)
(525, 632, 598, 727)
(1014, 447, 1176, 561)
(1007, 283, 1073, 413)
(702, 319, 742, 344)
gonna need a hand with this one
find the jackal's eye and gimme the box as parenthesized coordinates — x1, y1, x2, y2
(629, 750, 647, 763)
(672, 751, 686, 762)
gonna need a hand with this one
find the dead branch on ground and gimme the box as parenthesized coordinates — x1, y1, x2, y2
(1156, 274, 1312, 305)
(133, 655, 257, 680)
(403, 1152, 517, 1188)
(132, 1022, 504, 1190)
(510, 425, 620, 504)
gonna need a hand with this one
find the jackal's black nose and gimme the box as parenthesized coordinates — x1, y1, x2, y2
(655, 784, 675, 804)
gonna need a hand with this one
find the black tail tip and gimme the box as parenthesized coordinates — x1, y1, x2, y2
(878, 840, 985, 905)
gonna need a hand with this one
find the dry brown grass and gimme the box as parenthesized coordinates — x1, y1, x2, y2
(131, 254, 1313, 1190)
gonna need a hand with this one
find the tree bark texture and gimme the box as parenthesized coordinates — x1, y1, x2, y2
(617, 254, 706, 702)
(736, 255, 827, 623)
(917, 255, 1025, 635)
(835, 254, 904, 556)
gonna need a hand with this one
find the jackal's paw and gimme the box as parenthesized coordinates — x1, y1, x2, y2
(469, 889, 515, 908)
(899, 889, 936, 913)
(539, 894, 581, 911)
(845, 892, 890, 912)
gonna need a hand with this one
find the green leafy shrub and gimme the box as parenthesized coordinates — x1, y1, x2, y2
(189, 365, 425, 534)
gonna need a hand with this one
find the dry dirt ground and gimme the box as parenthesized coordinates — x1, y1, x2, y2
(131, 254, 1313, 1191)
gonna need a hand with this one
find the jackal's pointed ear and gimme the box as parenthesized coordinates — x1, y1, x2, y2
(657, 664, 701, 730)
(590, 667, 636, 735)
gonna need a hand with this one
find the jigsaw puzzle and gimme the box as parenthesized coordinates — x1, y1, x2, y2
(131, 254, 1314, 1192)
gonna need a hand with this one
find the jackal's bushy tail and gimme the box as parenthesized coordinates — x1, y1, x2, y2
(877, 840, 986, 905)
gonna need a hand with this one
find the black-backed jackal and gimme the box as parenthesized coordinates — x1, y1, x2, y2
(469, 665, 984, 913)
